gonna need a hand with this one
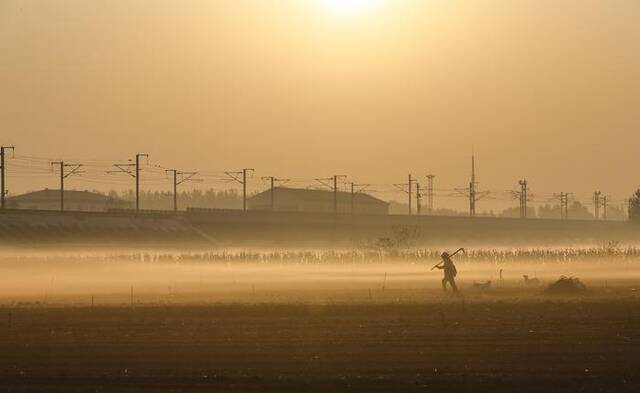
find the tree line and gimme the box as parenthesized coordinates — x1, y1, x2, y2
(101, 187, 637, 221)
(109, 189, 243, 210)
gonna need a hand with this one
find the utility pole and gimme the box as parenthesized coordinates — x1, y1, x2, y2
(0, 146, 15, 209)
(225, 169, 254, 211)
(593, 191, 602, 220)
(602, 195, 608, 221)
(426, 174, 435, 213)
(166, 170, 198, 212)
(518, 179, 528, 219)
(51, 161, 83, 211)
(261, 176, 289, 211)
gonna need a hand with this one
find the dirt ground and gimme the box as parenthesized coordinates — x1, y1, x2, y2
(0, 295, 639, 392)
(1, 254, 639, 392)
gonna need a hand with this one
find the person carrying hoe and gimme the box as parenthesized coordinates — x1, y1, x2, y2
(431, 248, 465, 294)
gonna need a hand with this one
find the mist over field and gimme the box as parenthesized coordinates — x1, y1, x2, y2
(2, 245, 639, 306)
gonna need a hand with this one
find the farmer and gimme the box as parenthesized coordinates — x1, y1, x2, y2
(435, 251, 459, 294)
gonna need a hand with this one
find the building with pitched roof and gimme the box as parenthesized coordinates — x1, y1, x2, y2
(247, 187, 388, 215)
(6, 189, 131, 212)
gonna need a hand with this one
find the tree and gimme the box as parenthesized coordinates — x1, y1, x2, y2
(500, 206, 536, 218)
(630, 189, 640, 223)
(567, 201, 593, 220)
(537, 203, 562, 219)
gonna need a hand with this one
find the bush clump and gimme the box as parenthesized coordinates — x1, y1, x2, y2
(545, 276, 587, 294)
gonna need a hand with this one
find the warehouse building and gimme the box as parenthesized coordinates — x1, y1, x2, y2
(248, 187, 389, 215)
(6, 189, 131, 212)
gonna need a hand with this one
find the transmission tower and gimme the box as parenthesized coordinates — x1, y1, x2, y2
(518, 179, 528, 219)
(426, 174, 435, 213)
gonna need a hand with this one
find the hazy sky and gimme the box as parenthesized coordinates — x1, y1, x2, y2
(1, 0, 638, 211)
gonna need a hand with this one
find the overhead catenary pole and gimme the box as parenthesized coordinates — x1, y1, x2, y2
(270, 176, 275, 210)
(593, 191, 602, 220)
(416, 182, 422, 215)
(0, 146, 15, 209)
(408, 174, 412, 215)
(135, 154, 148, 212)
(350, 182, 355, 214)
(166, 169, 198, 212)
(470, 153, 476, 217)
(261, 176, 289, 211)
(518, 179, 528, 219)
(225, 169, 254, 211)
(560, 192, 572, 220)
(51, 161, 83, 211)
(59, 161, 63, 211)
(243, 169, 248, 211)
(334, 175, 339, 215)
(345, 182, 369, 215)
(401, 174, 417, 216)
(107, 154, 145, 212)
(314, 175, 346, 215)
(171, 170, 177, 212)
(393, 177, 417, 216)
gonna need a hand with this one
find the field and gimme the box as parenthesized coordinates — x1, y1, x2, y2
(0, 248, 639, 392)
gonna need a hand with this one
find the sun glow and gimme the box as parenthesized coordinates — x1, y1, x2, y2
(316, 0, 386, 17)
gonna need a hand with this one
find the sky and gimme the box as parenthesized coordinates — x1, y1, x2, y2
(1, 0, 639, 212)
